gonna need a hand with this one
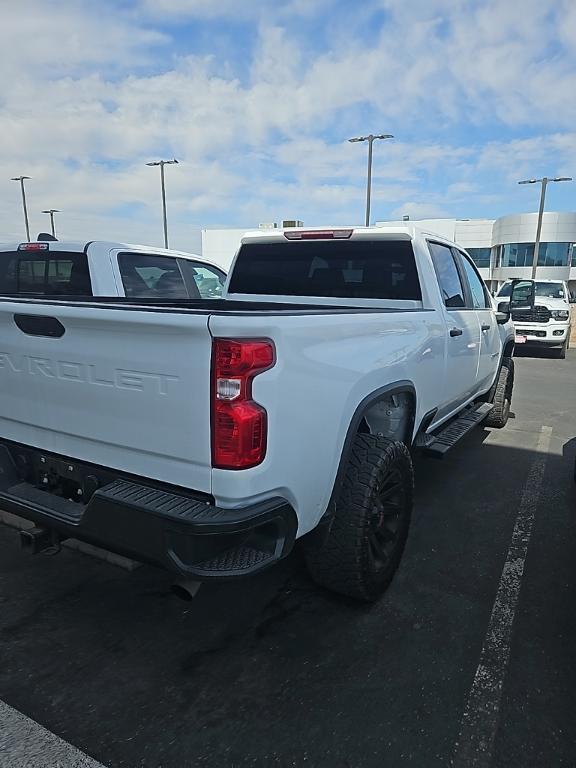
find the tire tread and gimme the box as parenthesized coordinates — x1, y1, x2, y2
(305, 434, 413, 601)
(485, 357, 513, 429)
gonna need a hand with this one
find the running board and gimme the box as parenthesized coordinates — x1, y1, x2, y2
(422, 402, 494, 458)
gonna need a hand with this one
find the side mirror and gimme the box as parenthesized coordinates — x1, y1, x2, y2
(495, 311, 509, 325)
(510, 279, 535, 313)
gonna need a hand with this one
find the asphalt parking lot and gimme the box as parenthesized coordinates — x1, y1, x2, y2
(1, 349, 576, 768)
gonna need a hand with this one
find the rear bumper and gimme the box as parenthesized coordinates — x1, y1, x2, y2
(0, 442, 297, 579)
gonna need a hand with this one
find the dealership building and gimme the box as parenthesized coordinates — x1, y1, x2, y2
(201, 211, 576, 294)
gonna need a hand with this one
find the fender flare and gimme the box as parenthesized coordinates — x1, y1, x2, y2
(321, 380, 417, 526)
(483, 338, 515, 403)
(503, 337, 515, 359)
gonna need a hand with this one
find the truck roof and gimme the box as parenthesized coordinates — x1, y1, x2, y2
(0, 240, 222, 271)
(239, 224, 453, 245)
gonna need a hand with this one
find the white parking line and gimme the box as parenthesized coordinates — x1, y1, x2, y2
(0, 699, 105, 768)
(452, 425, 553, 768)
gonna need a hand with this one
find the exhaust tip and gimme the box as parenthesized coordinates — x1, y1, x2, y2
(170, 580, 202, 601)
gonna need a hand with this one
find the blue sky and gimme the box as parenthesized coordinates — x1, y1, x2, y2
(1, 0, 575, 251)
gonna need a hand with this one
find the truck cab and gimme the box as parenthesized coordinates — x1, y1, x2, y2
(0, 240, 226, 300)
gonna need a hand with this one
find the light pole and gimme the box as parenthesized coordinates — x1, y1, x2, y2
(146, 158, 179, 248)
(11, 176, 31, 242)
(518, 176, 572, 278)
(348, 134, 393, 226)
(41, 209, 60, 238)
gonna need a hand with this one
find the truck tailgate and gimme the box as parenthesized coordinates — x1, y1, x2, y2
(0, 301, 213, 493)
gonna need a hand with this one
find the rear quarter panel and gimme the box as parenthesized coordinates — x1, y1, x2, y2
(209, 309, 445, 535)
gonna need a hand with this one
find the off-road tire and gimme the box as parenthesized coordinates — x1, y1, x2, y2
(485, 357, 514, 429)
(305, 434, 413, 602)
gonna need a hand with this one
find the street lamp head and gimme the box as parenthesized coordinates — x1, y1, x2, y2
(42, 209, 60, 214)
(146, 158, 179, 166)
(11, 176, 31, 181)
(519, 176, 572, 185)
(349, 134, 393, 143)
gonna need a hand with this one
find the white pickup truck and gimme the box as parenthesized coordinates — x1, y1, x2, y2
(495, 279, 571, 358)
(0, 227, 516, 601)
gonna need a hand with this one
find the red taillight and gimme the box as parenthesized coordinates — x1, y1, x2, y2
(18, 242, 49, 251)
(212, 339, 275, 469)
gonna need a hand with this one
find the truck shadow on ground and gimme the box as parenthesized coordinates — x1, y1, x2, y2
(513, 346, 571, 360)
(1, 426, 576, 768)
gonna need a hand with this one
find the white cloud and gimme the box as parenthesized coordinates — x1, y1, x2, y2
(139, 0, 264, 18)
(474, 134, 576, 182)
(0, 1, 166, 79)
(138, 0, 338, 20)
(389, 201, 452, 220)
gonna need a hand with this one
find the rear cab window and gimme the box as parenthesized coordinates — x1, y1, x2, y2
(0, 249, 92, 296)
(118, 253, 189, 298)
(228, 239, 422, 300)
(179, 261, 225, 298)
(118, 253, 226, 299)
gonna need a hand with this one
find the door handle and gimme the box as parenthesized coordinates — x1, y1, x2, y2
(481, 324, 491, 331)
(449, 327, 463, 337)
(14, 314, 65, 338)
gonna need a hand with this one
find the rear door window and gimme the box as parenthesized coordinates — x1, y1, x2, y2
(428, 242, 466, 308)
(0, 251, 92, 296)
(118, 253, 188, 298)
(228, 239, 422, 299)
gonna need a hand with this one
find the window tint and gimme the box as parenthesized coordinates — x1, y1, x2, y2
(228, 240, 422, 300)
(118, 253, 188, 298)
(428, 242, 465, 308)
(181, 262, 225, 298)
(534, 281, 565, 299)
(455, 250, 489, 308)
(0, 251, 92, 296)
